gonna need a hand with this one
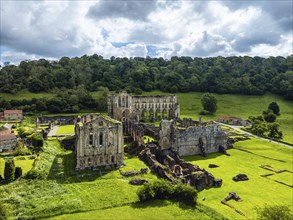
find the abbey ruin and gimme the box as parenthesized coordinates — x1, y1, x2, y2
(159, 118, 227, 156)
(75, 114, 124, 170)
(75, 92, 228, 191)
(108, 92, 180, 122)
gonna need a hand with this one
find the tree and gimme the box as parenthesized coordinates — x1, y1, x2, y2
(263, 109, 277, 123)
(4, 160, 15, 182)
(250, 119, 267, 136)
(268, 102, 280, 115)
(267, 123, 283, 140)
(256, 204, 292, 220)
(201, 93, 217, 114)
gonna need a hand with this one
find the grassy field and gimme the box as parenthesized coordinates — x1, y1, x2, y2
(56, 125, 75, 135)
(1, 90, 292, 143)
(0, 89, 54, 100)
(142, 91, 293, 144)
(0, 155, 36, 177)
(184, 137, 293, 219)
(0, 140, 224, 219)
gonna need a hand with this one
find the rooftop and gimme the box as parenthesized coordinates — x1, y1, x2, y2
(0, 134, 17, 141)
(4, 109, 23, 114)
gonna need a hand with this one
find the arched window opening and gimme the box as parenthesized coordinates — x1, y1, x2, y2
(89, 133, 93, 146)
(99, 133, 103, 147)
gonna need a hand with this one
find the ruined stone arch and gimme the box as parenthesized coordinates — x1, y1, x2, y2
(155, 109, 161, 120)
(149, 109, 155, 121)
(99, 132, 103, 146)
(162, 109, 168, 119)
(141, 109, 147, 120)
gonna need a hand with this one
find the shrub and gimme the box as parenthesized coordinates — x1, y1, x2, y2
(174, 183, 198, 205)
(256, 204, 292, 220)
(4, 160, 15, 182)
(137, 180, 197, 206)
(31, 134, 44, 152)
(263, 109, 277, 123)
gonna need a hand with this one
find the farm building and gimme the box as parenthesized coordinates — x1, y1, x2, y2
(0, 110, 23, 121)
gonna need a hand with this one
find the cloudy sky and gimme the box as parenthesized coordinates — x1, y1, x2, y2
(0, 0, 292, 65)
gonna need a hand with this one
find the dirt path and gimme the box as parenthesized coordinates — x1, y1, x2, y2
(47, 125, 59, 137)
(215, 122, 292, 148)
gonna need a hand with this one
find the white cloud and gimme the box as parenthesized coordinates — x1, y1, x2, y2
(0, 0, 292, 65)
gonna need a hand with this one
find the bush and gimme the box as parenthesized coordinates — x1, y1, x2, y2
(31, 134, 44, 152)
(174, 183, 198, 205)
(201, 93, 217, 114)
(4, 160, 15, 182)
(256, 204, 292, 220)
(263, 110, 277, 123)
(137, 180, 197, 206)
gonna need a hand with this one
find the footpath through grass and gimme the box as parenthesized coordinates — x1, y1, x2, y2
(184, 137, 293, 219)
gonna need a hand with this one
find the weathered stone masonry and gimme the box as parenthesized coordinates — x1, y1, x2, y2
(108, 92, 180, 122)
(159, 119, 227, 156)
(75, 114, 124, 170)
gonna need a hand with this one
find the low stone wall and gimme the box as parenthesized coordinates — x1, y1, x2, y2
(138, 143, 222, 191)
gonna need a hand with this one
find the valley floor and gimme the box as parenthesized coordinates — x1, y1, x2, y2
(0, 136, 292, 219)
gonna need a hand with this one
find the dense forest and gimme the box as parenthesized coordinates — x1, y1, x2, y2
(0, 55, 292, 112)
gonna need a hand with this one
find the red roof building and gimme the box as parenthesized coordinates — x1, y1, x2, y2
(0, 109, 23, 121)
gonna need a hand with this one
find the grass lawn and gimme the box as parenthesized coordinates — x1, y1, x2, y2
(0, 137, 291, 219)
(143, 91, 293, 144)
(56, 125, 75, 135)
(1, 140, 222, 219)
(50, 200, 222, 220)
(0, 155, 36, 177)
(0, 89, 54, 100)
(184, 137, 293, 219)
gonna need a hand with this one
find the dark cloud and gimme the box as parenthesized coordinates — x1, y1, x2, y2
(87, 0, 157, 21)
(187, 31, 227, 57)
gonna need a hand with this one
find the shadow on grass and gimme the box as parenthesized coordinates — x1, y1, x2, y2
(130, 200, 196, 211)
(47, 152, 117, 184)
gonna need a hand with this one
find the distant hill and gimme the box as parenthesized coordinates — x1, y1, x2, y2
(0, 55, 292, 99)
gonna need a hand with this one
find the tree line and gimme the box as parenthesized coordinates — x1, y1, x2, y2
(1, 55, 292, 100)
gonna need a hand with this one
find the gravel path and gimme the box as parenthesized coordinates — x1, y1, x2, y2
(215, 122, 292, 148)
(47, 125, 59, 137)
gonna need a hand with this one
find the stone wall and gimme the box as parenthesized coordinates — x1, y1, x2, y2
(159, 119, 227, 156)
(138, 143, 222, 191)
(75, 114, 124, 170)
(108, 92, 180, 122)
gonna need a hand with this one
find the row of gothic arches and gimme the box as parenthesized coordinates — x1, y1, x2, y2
(141, 108, 169, 121)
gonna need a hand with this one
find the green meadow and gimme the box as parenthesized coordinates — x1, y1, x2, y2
(142, 91, 293, 144)
(56, 125, 75, 135)
(184, 137, 293, 219)
(0, 89, 54, 100)
(1, 90, 292, 143)
(0, 140, 224, 219)
(0, 138, 292, 219)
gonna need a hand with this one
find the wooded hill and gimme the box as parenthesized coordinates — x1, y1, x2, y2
(1, 55, 292, 100)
